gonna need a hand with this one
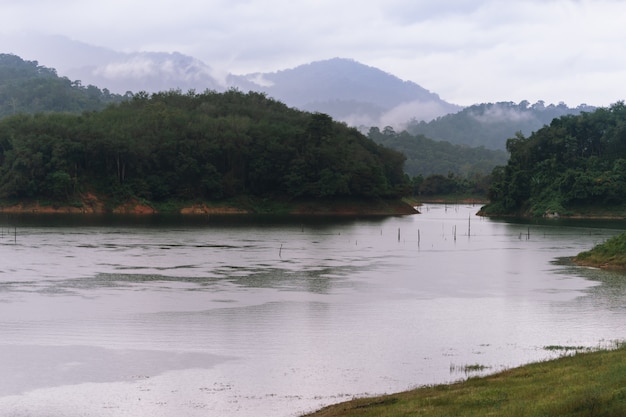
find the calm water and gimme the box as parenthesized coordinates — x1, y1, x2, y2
(0, 204, 624, 416)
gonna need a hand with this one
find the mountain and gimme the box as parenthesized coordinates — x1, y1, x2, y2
(0, 33, 223, 95)
(406, 101, 596, 150)
(367, 127, 508, 178)
(0, 53, 125, 117)
(63, 51, 223, 95)
(228, 58, 462, 127)
(0, 34, 460, 126)
(482, 103, 626, 217)
(0, 89, 410, 207)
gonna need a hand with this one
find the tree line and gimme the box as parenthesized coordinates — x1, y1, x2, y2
(482, 102, 626, 216)
(406, 101, 595, 150)
(0, 89, 410, 205)
(0, 53, 126, 118)
(367, 126, 502, 197)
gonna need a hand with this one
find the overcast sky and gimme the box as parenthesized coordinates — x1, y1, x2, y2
(2, 0, 626, 107)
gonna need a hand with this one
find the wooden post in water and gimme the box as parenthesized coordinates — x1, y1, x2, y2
(418, 229, 421, 248)
(468, 214, 471, 237)
(397, 228, 400, 242)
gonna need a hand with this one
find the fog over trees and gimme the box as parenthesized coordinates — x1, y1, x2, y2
(483, 102, 626, 216)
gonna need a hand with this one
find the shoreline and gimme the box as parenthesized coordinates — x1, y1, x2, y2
(302, 343, 626, 417)
(0, 196, 419, 217)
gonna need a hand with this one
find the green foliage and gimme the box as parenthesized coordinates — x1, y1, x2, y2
(0, 54, 125, 118)
(305, 344, 626, 417)
(575, 232, 626, 269)
(0, 90, 409, 204)
(483, 102, 626, 216)
(406, 100, 596, 150)
(368, 126, 507, 178)
(368, 126, 502, 198)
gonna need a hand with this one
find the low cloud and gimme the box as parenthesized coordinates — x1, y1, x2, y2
(94, 56, 157, 79)
(470, 103, 534, 124)
(379, 100, 456, 130)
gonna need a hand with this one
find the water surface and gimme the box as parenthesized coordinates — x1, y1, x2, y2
(0, 205, 624, 416)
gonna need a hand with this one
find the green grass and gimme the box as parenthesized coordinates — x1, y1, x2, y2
(575, 232, 626, 269)
(303, 344, 626, 417)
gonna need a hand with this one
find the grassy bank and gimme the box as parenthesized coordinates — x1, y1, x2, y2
(574, 232, 626, 270)
(304, 344, 626, 417)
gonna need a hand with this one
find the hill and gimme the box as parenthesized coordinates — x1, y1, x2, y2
(0, 89, 411, 213)
(0, 54, 125, 118)
(480, 102, 626, 217)
(228, 58, 461, 127)
(407, 101, 596, 150)
(1, 33, 223, 96)
(1, 34, 460, 126)
(367, 126, 507, 178)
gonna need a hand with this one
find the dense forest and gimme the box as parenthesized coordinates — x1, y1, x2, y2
(482, 102, 626, 217)
(367, 126, 507, 177)
(367, 126, 505, 197)
(407, 101, 596, 150)
(0, 54, 126, 118)
(0, 89, 410, 208)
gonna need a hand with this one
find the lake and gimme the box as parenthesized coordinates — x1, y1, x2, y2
(0, 204, 624, 416)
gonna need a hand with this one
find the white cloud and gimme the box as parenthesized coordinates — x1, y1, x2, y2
(2, 0, 626, 106)
(95, 57, 158, 79)
(380, 101, 453, 128)
(470, 104, 534, 124)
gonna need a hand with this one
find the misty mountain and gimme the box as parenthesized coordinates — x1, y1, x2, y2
(64, 51, 223, 95)
(0, 53, 125, 117)
(406, 101, 597, 150)
(1, 33, 594, 145)
(228, 58, 462, 127)
(367, 127, 508, 178)
(1, 34, 460, 126)
(1, 33, 223, 95)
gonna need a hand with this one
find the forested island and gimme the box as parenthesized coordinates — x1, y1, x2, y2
(480, 102, 626, 218)
(0, 89, 415, 214)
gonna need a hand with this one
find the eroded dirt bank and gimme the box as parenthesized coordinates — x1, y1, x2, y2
(0, 195, 418, 216)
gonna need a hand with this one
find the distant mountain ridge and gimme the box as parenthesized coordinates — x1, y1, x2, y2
(407, 101, 596, 150)
(0, 34, 596, 148)
(0, 34, 460, 126)
(228, 58, 461, 127)
(65, 51, 222, 95)
(0, 53, 125, 118)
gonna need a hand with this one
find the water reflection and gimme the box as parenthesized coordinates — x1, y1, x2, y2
(0, 205, 624, 417)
